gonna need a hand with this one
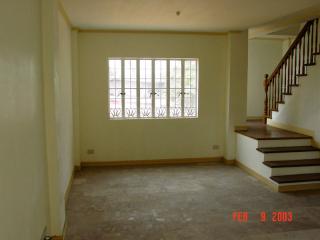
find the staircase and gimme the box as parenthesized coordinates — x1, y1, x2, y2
(236, 18, 320, 191)
(263, 18, 320, 123)
(257, 139, 320, 191)
(236, 123, 320, 191)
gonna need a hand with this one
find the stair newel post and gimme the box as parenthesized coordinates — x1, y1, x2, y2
(264, 74, 269, 124)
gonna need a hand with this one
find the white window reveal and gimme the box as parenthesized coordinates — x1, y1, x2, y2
(108, 58, 198, 119)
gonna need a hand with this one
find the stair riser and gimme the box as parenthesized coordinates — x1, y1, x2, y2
(264, 151, 320, 161)
(258, 139, 311, 148)
(271, 166, 320, 176)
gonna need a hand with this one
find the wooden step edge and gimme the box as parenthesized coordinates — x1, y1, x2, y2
(271, 173, 320, 184)
(263, 159, 320, 168)
(256, 137, 312, 140)
(257, 146, 320, 154)
(278, 182, 320, 192)
(289, 84, 299, 87)
(296, 74, 307, 77)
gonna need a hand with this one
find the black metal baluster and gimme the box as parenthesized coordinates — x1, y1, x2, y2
(272, 79, 275, 111)
(280, 68, 283, 102)
(303, 36, 306, 74)
(268, 83, 272, 116)
(291, 49, 295, 86)
(311, 22, 314, 63)
(307, 27, 311, 64)
(288, 54, 291, 90)
(298, 42, 301, 75)
(284, 61, 287, 94)
(276, 72, 279, 104)
(316, 19, 319, 53)
(294, 47, 297, 84)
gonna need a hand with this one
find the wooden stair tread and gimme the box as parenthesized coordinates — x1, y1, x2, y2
(257, 146, 319, 153)
(264, 159, 320, 168)
(271, 173, 320, 184)
(296, 74, 307, 77)
(236, 122, 312, 140)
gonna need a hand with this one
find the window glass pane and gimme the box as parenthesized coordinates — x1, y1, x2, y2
(109, 59, 122, 118)
(184, 60, 198, 117)
(124, 60, 137, 118)
(108, 58, 198, 120)
(155, 60, 167, 118)
(169, 60, 182, 117)
(140, 60, 152, 118)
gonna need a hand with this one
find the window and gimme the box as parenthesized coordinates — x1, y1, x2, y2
(108, 58, 198, 119)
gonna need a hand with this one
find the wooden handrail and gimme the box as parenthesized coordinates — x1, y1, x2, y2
(266, 20, 314, 86)
(263, 18, 319, 124)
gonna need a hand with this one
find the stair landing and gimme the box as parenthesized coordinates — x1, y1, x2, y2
(236, 120, 311, 140)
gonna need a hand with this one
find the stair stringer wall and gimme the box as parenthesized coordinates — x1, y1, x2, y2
(236, 134, 272, 179)
(268, 55, 320, 145)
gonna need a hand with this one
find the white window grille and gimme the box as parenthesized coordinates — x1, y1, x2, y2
(108, 58, 198, 119)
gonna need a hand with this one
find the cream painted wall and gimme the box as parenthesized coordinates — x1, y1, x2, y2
(247, 39, 283, 117)
(72, 29, 81, 167)
(282, 37, 295, 56)
(225, 31, 248, 160)
(57, 10, 74, 206)
(0, 0, 49, 239)
(78, 33, 227, 162)
(269, 55, 320, 145)
(41, 0, 74, 234)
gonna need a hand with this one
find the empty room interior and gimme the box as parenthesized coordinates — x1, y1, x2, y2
(2, 0, 320, 239)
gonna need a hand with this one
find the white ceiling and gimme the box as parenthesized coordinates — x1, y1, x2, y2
(62, 0, 320, 32)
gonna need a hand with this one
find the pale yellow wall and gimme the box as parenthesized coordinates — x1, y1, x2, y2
(225, 31, 248, 160)
(57, 10, 74, 206)
(0, 0, 49, 239)
(41, 0, 74, 234)
(247, 39, 283, 117)
(78, 32, 228, 162)
(72, 29, 81, 167)
(282, 37, 295, 56)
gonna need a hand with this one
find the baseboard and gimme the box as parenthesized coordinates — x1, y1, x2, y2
(81, 157, 223, 167)
(223, 158, 235, 165)
(52, 236, 63, 240)
(268, 120, 314, 137)
(74, 165, 81, 171)
(235, 160, 278, 192)
(268, 120, 320, 147)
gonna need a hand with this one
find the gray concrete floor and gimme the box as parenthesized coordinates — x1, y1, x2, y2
(65, 163, 320, 240)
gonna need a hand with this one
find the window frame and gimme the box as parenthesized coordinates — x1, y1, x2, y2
(107, 57, 199, 120)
